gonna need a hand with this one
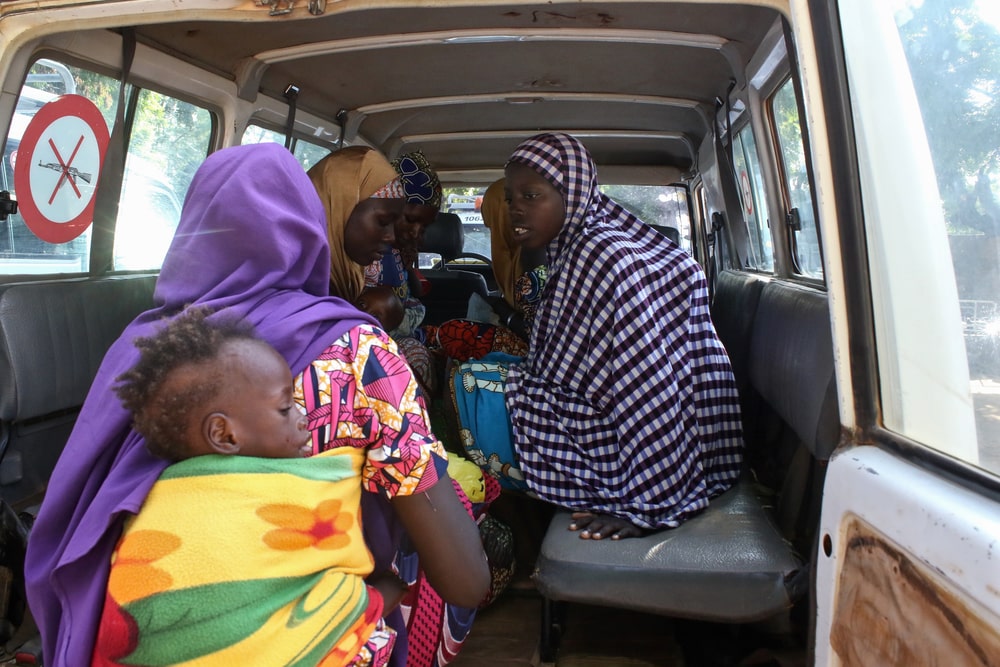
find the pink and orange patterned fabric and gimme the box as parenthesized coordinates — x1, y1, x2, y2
(295, 324, 448, 497)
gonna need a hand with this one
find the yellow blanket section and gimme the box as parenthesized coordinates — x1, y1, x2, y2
(100, 447, 380, 666)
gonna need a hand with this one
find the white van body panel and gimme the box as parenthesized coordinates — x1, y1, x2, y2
(816, 446, 1000, 665)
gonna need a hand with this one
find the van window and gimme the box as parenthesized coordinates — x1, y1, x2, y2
(437, 183, 694, 267)
(732, 125, 774, 271)
(600, 184, 693, 253)
(241, 125, 331, 171)
(0, 58, 212, 274)
(114, 88, 211, 270)
(441, 189, 490, 260)
(772, 79, 822, 279)
(841, 0, 1000, 476)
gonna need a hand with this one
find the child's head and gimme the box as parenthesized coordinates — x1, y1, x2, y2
(114, 307, 311, 462)
(356, 285, 405, 331)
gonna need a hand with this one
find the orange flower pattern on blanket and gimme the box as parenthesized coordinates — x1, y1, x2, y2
(106, 529, 180, 605)
(319, 602, 386, 667)
(257, 499, 354, 551)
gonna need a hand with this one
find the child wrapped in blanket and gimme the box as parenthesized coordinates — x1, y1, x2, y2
(92, 307, 408, 667)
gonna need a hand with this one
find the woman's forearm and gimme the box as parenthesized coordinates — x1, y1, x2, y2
(391, 476, 490, 607)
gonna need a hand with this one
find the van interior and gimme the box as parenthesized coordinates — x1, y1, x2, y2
(0, 1, 998, 665)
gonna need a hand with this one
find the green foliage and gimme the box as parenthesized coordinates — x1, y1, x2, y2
(899, 0, 1000, 235)
(130, 89, 211, 191)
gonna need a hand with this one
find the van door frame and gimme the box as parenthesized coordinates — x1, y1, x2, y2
(796, 0, 1000, 662)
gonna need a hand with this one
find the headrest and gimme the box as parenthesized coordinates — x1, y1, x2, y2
(420, 212, 464, 261)
(650, 224, 681, 245)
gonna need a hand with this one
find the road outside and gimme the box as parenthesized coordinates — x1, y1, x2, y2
(971, 380, 1000, 474)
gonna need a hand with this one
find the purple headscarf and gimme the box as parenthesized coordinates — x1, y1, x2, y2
(24, 143, 378, 666)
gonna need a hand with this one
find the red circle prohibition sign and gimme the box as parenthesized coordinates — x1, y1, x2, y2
(14, 94, 110, 244)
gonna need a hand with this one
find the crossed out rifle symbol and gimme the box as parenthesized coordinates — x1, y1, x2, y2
(36, 135, 92, 205)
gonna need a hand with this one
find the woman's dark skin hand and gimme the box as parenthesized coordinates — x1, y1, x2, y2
(568, 512, 646, 540)
(487, 296, 529, 340)
(369, 570, 410, 615)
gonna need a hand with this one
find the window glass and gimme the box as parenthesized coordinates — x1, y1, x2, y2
(772, 79, 822, 278)
(600, 184, 693, 254)
(241, 125, 331, 171)
(114, 88, 211, 270)
(0, 60, 113, 274)
(840, 0, 1000, 476)
(0, 59, 213, 274)
(732, 126, 774, 271)
(434, 183, 693, 270)
(437, 189, 489, 265)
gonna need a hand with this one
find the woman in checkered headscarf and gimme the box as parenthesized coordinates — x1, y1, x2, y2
(453, 132, 745, 539)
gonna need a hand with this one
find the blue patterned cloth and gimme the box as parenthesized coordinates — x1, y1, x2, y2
(451, 352, 529, 492)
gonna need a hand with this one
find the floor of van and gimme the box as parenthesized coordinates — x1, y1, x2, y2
(452, 590, 685, 666)
(452, 585, 809, 667)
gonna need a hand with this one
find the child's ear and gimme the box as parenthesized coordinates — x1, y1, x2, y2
(204, 412, 240, 455)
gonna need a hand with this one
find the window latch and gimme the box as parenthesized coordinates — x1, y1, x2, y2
(786, 207, 802, 231)
(0, 191, 17, 221)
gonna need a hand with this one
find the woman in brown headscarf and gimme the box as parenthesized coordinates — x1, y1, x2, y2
(309, 144, 488, 667)
(308, 146, 405, 301)
(482, 178, 520, 312)
(432, 179, 547, 360)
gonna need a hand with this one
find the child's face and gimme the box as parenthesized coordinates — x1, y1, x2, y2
(504, 161, 565, 250)
(217, 340, 311, 458)
(358, 287, 404, 331)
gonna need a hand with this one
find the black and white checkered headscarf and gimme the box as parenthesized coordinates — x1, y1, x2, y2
(505, 133, 744, 529)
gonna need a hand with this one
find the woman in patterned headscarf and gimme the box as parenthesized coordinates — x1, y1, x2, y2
(308, 145, 406, 302)
(311, 148, 491, 666)
(453, 132, 745, 539)
(363, 151, 443, 394)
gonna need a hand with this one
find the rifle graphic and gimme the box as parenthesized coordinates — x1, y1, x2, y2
(37, 161, 92, 184)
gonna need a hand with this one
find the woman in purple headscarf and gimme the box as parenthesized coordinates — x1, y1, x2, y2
(24, 143, 488, 667)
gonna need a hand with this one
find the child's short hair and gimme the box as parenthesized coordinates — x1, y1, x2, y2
(114, 307, 260, 461)
(357, 284, 405, 331)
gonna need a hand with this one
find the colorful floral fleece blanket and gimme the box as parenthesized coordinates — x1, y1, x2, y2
(90, 449, 394, 667)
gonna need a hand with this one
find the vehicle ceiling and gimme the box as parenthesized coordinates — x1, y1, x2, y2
(133, 1, 784, 184)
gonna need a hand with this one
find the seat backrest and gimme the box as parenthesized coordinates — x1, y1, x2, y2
(748, 281, 839, 461)
(649, 223, 681, 245)
(419, 212, 490, 324)
(710, 270, 765, 399)
(746, 280, 838, 550)
(422, 211, 464, 263)
(0, 274, 157, 508)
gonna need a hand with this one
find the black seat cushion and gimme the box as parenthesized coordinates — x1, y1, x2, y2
(533, 480, 802, 622)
